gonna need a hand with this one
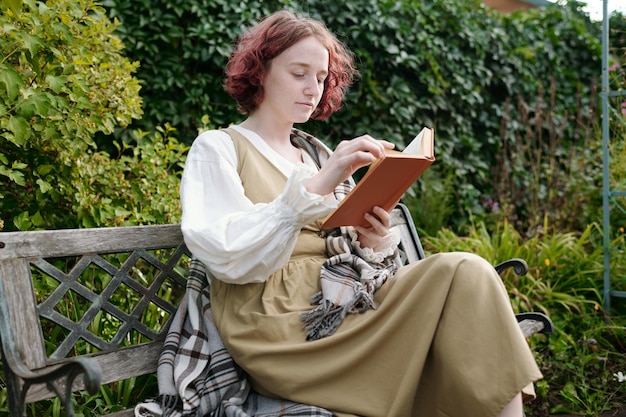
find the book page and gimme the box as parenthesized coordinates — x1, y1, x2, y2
(403, 129, 425, 155)
(402, 127, 434, 158)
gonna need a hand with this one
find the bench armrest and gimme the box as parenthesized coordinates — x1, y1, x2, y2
(494, 258, 529, 276)
(0, 279, 101, 417)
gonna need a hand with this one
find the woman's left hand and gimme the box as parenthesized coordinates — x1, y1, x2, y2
(355, 206, 391, 249)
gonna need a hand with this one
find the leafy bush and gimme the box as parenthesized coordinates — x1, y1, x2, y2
(98, 0, 284, 146)
(485, 4, 605, 235)
(0, 0, 143, 230)
(489, 85, 603, 236)
(101, 0, 604, 236)
(424, 217, 603, 315)
(71, 124, 187, 228)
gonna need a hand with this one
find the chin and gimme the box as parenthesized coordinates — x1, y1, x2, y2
(293, 116, 312, 124)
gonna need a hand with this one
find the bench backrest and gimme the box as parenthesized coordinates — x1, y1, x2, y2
(0, 224, 190, 406)
(0, 204, 421, 413)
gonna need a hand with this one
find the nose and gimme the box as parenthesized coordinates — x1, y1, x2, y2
(304, 78, 320, 97)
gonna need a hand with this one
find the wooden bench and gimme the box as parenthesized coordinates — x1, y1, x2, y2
(0, 204, 553, 417)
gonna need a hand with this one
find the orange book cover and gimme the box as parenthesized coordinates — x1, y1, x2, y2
(321, 127, 435, 228)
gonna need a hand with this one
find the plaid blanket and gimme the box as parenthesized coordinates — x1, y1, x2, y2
(300, 233, 399, 340)
(134, 259, 332, 417)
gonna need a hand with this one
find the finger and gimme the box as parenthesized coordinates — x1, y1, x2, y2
(363, 213, 387, 236)
(355, 225, 376, 238)
(354, 136, 394, 157)
(336, 136, 394, 158)
(371, 206, 391, 227)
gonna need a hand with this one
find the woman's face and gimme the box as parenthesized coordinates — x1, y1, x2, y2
(259, 36, 329, 125)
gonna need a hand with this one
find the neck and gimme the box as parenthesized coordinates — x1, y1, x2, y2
(240, 114, 293, 146)
(240, 115, 303, 164)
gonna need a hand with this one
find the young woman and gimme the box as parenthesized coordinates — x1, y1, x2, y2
(180, 9, 542, 417)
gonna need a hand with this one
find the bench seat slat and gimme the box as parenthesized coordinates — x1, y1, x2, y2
(24, 341, 163, 403)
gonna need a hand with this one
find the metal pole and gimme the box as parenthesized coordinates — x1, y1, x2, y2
(601, 0, 611, 313)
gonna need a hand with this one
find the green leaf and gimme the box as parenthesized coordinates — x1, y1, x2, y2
(37, 164, 54, 175)
(31, 210, 44, 227)
(1, 0, 22, 15)
(115, 208, 132, 217)
(36, 178, 52, 194)
(11, 161, 27, 170)
(0, 165, 24, 186)
(46, 75, 68, 93)
(0, 63, 23, 101)
(17, 93, 52, 118)
(13, 211, 32, 231)
(10, 170, 25, 186)
(6, 115, 30, 146)
(16, 32, 44, 59)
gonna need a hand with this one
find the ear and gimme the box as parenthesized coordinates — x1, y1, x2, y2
(258, 60, 273, 86)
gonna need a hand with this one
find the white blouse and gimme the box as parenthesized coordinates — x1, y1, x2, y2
(180, 125, 401, 285)
(180, 125, 337, 284)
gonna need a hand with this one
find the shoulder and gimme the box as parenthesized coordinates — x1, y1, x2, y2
(187, 128, 236, 164)
(291, 128, 333, 163)
(291, 128, 329, 149)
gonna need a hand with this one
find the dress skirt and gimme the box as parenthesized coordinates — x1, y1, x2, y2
(210, 227, 542, 417)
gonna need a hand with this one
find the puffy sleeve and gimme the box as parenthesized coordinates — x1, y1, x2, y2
(180, 129, 335, 284)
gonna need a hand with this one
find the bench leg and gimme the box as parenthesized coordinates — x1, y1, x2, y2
(1, 351, 26, 417)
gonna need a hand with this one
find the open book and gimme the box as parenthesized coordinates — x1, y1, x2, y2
(321, 127, 435, 228)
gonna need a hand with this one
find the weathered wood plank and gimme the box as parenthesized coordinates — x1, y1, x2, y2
(0, 259, 47, 370)
(105, 410, 136, 417)
(0, 224, 184, 259)
(24, 342, 163, 403)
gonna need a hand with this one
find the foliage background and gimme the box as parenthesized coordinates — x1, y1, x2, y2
(0, 0, 144, 230)
(99, 0, 606, 236)
(1, 0, 618, 236)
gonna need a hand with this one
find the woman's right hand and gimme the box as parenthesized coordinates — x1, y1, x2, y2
(305, 134, 395, 196)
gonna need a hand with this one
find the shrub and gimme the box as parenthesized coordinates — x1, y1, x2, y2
(99, 0, 283, 146)
(101, 0, 604, 236)
(71, 124, 187, 228)
(0, 0, 143, 231)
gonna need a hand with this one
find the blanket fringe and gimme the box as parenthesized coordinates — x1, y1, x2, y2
(157, 394, 182, 416)
(301, 299, 344, 341)
(301, 288, 378, 341)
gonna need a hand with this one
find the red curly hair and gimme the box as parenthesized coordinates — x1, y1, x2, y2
(224, 10, 356, 120)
